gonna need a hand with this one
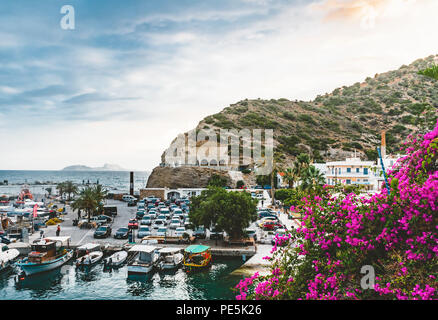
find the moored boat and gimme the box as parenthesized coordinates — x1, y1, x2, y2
(0, 247, 20, 273)
(183, 245, 211, 271)
(75, 251, 103, 268)
(127, 245, 158, 275)
(15, 236, 73, 276)
(103, 250, 128, 269)
(157, 247, 183, 271)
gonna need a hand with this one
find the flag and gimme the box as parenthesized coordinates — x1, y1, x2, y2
(33, 204, 38, 218)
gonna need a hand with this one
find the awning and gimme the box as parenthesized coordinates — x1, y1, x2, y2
(184, 245, 210, 254)
(158, 247, 181, 254)
(45, 236, 71, 243)
(129, 245, 157, 253)
(77, 243, 101, 251)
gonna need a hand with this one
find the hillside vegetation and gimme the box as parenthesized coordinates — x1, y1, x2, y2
(193, 55, 438, 166)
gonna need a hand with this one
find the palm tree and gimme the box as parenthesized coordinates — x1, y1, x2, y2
(64, 181, 78, 201)
(56, 182, 66, 199)
(71, 185, 108, 222)
(300, 165, 325, 192)
(283, 168, 295, 188)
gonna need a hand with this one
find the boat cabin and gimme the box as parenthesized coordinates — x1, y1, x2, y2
(129, 245, 157, 264)
(29, 241, 56, 263)
(183, 245, 211, 268)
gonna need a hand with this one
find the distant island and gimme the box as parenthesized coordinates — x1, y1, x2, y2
(61, 164, 128, 171)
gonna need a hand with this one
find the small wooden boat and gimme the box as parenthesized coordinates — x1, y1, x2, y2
(103, 250, 128, 268)
(127, 245, 158, 275)
(183, 245, 211, 271)
(75, 251, 103, 268)
(16, 236, 73, 276)
(158, 247, 183, 271)
(0, 247, 20, 273)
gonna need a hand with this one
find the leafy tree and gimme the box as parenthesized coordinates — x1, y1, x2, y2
(208, 174, 228, 187)
(236, 180, 245, 189)
(189, 187, 257, 239)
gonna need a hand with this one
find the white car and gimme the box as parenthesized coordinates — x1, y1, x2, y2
(169, 219, 181, 229)
(122, 195, 137, 202)
(175, 227, 186, 237)
(157, 227, 167, 237)
(256, 194, 264, 200)
(153, 219, 166, 229)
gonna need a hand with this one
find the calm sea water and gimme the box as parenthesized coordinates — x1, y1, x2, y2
(0, 170, 150, 195)
(0, 257, 243, 300)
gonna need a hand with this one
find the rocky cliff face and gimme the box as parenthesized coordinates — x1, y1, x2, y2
(146, 166, 232, 189)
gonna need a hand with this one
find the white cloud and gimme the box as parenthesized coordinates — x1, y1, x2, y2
(2, 0, 438, 170)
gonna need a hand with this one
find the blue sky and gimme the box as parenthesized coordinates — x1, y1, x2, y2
(1, 0, 437, 170)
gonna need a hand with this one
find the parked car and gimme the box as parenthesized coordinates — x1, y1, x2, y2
(245, 229, 257, 241)
(193, 226, 206, 239)
(94, 225, 112, 238)
(0, 234, 11, 244)
(148, 210, 157, 219)
(209, 227, 224, 240)
(136, 211, 145, 219)
(140, 216, 152, 226)
(128, 219, 139, 229)
(262, 221, 283, 231)
(169, 219, 181, 229)
(95, 215, 112, 224)
(153, 219, 165, 229)
(157, 227, 168, 237)
(175, 227, 187, 237)
(103, 206, 117, 217)
(137, 226, 151, 238)
(271, 228, 288, 245)
(114, 227, 129, 239)
(258, 217, 279, 228)
(122, 195, 137, 202)
(127, 200, 137, 207)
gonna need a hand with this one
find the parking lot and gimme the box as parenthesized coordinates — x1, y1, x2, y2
(20, 194, 298, 249)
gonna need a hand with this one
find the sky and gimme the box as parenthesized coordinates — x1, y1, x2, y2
(0, 0, 437, 171)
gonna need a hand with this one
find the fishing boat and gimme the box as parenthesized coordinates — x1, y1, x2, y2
(157, 247, 183, 271)
(103, 250, 128, 269)
(75, 251, 103, 268)
(127, 245, 159, 275)
(15, 236, 73, 276)
(183, 245, 212, 271)
(0, 247, 20, 273)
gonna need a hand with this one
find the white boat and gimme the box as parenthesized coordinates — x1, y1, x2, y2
(127, 245, 159, 275)
(16, 236, 73, 276)
(103, 250, 128, 268)
(158, 247, 183, 270)
(75, 251, 103, 268)
(0, 248, 20, 273)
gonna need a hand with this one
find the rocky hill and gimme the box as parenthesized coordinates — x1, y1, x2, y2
(147, 55, 438, 187)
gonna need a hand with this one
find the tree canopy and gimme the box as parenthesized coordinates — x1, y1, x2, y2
(189, 187, 258, 239)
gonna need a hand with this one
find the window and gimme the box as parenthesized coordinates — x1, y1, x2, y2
(364, 168, 368, 175)
(346, 179, 351, 184)
(347, 168, 351, 173)
(356, 168, 360, 173)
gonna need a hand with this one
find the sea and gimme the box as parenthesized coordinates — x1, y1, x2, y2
(0, 170, 150, 196)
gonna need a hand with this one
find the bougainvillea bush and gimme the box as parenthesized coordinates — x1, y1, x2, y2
(235, 120, 438, 300)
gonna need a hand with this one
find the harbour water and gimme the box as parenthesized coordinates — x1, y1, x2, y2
(0, 170, 150, 195)
(0, 257, 243, 300)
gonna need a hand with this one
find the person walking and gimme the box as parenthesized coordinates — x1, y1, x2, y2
(56, 225, 61, 236)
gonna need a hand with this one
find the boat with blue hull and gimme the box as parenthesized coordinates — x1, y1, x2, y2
(16, 236, 73, 276)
